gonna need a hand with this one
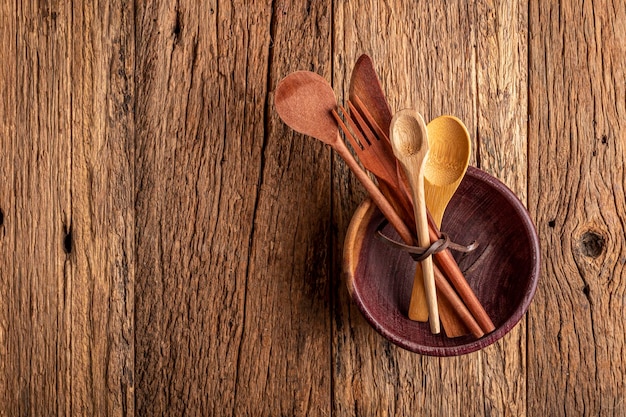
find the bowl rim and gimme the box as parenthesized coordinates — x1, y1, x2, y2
(343, 166, 541, 356)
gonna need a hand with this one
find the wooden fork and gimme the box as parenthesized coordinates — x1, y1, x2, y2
(333, 102, 415, 228)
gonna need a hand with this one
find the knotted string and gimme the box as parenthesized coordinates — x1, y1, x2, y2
(375, 219, 478, 262)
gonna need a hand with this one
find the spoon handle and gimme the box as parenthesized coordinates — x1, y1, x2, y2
(331, 135, 414, 246)
(409, 171, 440, 334)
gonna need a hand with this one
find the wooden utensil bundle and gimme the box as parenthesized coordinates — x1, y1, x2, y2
(275, 55, 495, 339)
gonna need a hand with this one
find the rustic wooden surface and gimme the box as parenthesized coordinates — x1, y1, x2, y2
(1, 0, 625, 415)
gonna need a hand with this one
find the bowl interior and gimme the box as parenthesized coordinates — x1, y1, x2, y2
(344, 166, 540, 356)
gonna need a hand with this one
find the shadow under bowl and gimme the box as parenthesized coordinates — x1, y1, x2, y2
(343, 166, 540, 356)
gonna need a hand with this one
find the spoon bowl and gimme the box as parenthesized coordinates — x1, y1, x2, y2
(392, 115, 425, 156)
(424, 116, 472, 227)
(274, 71, 338, 145)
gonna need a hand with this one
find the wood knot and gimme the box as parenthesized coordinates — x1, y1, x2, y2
(63, 226, 72, 254)
(579, 230, 605, 258)
(172, 11, 182, 39)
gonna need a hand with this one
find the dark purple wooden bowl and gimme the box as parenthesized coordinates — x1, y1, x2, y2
(343, 166, 540, 356)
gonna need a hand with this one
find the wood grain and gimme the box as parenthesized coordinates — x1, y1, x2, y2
(1, 0, 626, 415)
(70, 2, 136, 415)
(528, 0, 626, 415)
(0, 1, 134, 416)
(0, 0, 18, 413)
(134, 1, 331, 415)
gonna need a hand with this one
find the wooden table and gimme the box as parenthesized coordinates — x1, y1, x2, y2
(1, 1, 624, 415)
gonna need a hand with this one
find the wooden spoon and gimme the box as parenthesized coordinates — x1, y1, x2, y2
(424, 116, 471, 227)
(407, 117, 473, 325)
(425, 116, 495, 335)
(274, 71, 413, 245)
(390, 109, 440, 334)
(412, 115, 471, 336)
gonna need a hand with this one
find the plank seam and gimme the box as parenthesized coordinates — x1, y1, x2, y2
(329, 1, 336, 416)
(525, 1, 531, 415)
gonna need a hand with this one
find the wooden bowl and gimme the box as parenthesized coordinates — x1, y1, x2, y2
(343, 166, 540, 356)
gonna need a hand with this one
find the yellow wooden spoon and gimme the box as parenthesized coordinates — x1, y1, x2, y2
(390, 109, 440, 334)
(423, 115, 472, 228)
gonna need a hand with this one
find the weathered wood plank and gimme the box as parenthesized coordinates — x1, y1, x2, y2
(134, 1, 331, 415)
(528, 0, 626, 415)
(134, 4, 228, 413)
(332, 1, 490, 416)
(1, 0, 625, 415)
(0, 2, 72, 415)
(0, 0, 17, 414)
(475, 0, 528, 415)
(69, 1, 136, 416)
(333, 1, 529, 415)
(0, 1, 135, 416)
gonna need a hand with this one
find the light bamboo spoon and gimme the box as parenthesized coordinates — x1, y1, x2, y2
(424, 115, 472, 227)
(274, 71, 413, 245)
(390, 109, 440, 334)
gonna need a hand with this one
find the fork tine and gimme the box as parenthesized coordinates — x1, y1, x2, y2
(347, 101, 378, 145)
(332, 107, 363, 151)
(352, 94, 390, 143)
(339, 104, 372, 147)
